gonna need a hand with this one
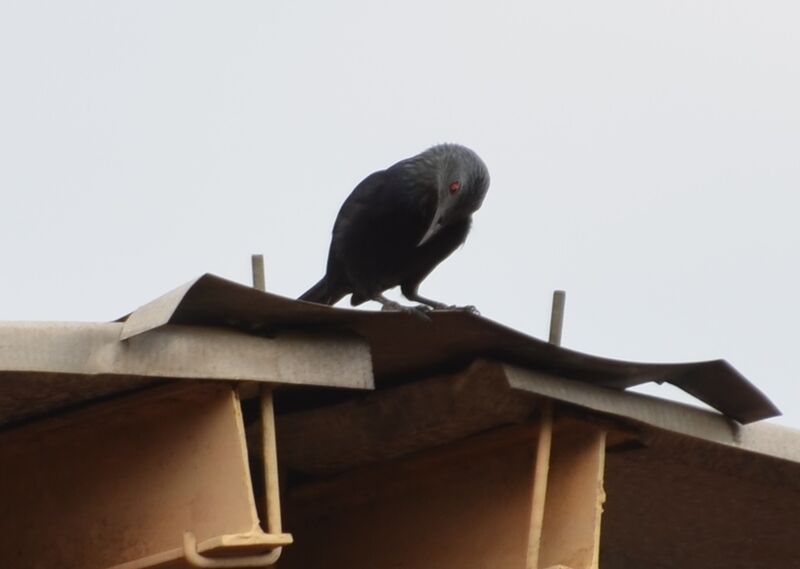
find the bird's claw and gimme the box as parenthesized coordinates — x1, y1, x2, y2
(380, 301, 432, 321)
(411, 306, 433, 320)
(427, 304, 480, 315)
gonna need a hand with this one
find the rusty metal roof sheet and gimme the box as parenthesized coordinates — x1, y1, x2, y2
(120, 274, 779, 424)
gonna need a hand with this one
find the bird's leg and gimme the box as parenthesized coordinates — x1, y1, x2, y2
(403, 291, 450, 310)
(374, 294, 431, 320)
(402, 290, 480, 315)
(374, 294, 408, 311)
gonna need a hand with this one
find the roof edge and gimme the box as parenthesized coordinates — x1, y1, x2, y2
(503, 363, 800, 464)
(119, 276, 204, 340)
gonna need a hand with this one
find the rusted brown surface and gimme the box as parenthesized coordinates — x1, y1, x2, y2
(602, 430, 800, 569)
(276, 360, 534, 475)
(280, 428, 536, 569)
(0, 371, 157, 428)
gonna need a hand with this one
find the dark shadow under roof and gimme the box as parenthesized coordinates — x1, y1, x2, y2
(120, 274, 779, 424)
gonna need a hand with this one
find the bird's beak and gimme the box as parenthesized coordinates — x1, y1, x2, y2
(418, 214, 444, 246)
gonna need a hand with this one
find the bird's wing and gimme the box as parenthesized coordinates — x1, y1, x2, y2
(332, 169, 436, 246)
(324, 171, 390, 293)
(331, 171, 389, 241)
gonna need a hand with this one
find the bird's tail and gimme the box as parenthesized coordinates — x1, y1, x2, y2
(298, 276, 342, 305)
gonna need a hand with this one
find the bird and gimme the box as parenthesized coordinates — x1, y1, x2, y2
(299, 143, 490, 313)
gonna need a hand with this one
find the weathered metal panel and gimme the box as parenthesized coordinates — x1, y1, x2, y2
(0, 322, 372, 426)
(118, 274, 779, 423)
(0, 322, 371, 387)
(503, 363, 800, 463)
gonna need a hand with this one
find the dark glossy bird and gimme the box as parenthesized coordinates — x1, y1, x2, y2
(299, 143, 490, 312)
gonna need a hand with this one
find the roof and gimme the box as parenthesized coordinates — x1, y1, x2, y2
(503, 363, 800, 463)
(272, 357, 800, 569)
(1, 274, 796, 569)
(0, 272, 782, 428)
(120, 273, 778, 423)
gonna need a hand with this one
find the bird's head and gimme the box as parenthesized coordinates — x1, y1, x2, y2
(414, 144, 490, 246)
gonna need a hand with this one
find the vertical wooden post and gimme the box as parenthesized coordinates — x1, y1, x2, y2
(250, 254, 281, 532)
(250, 254, 284, 536)
(261, 386, 282, 535)
(526, 401, 554, 569)
(526, 290, 567, 569)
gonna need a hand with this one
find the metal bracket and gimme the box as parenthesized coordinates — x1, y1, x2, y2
(182, 532, 282, 568)
(181, 385, 288, 568)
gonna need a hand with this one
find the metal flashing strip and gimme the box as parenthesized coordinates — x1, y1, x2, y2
(0, 322, 371, 387)
(0, 322, 373, 426)
(503, 363, 800, 464)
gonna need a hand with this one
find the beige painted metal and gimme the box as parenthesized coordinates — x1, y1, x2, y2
(526, 401, 554, 569)
(0, 382, 286, 568)
(112, 533, 292, 569)
(181, 532, 282, 568)
(172, 385, 288, 569)
(0, 322, 371, 388)
(539, 427, 607, 569)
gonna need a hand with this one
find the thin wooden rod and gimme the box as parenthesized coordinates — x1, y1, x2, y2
(526, 401, 554, 569)
(261, 386, 282, 534)
(527, 292, 562, 569)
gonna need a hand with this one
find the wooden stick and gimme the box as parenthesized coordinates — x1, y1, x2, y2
(527, 291, 565, 568)
(261, 386, 282, 535)
(526, 401, 554, 569)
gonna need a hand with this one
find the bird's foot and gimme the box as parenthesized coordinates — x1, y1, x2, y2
(457, 304, 480, 315)
(424, 303, 480, 315)
(379, 299, 432, 321)
(404, 293, 479, 315)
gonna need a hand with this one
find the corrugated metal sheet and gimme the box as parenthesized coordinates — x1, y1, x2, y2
(120, 274, 779, 423)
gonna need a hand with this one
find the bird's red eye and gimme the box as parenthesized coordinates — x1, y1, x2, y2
(449, 181, 461, 194)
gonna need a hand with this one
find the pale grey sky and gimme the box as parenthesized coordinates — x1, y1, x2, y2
(1, 2, 798, 426)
